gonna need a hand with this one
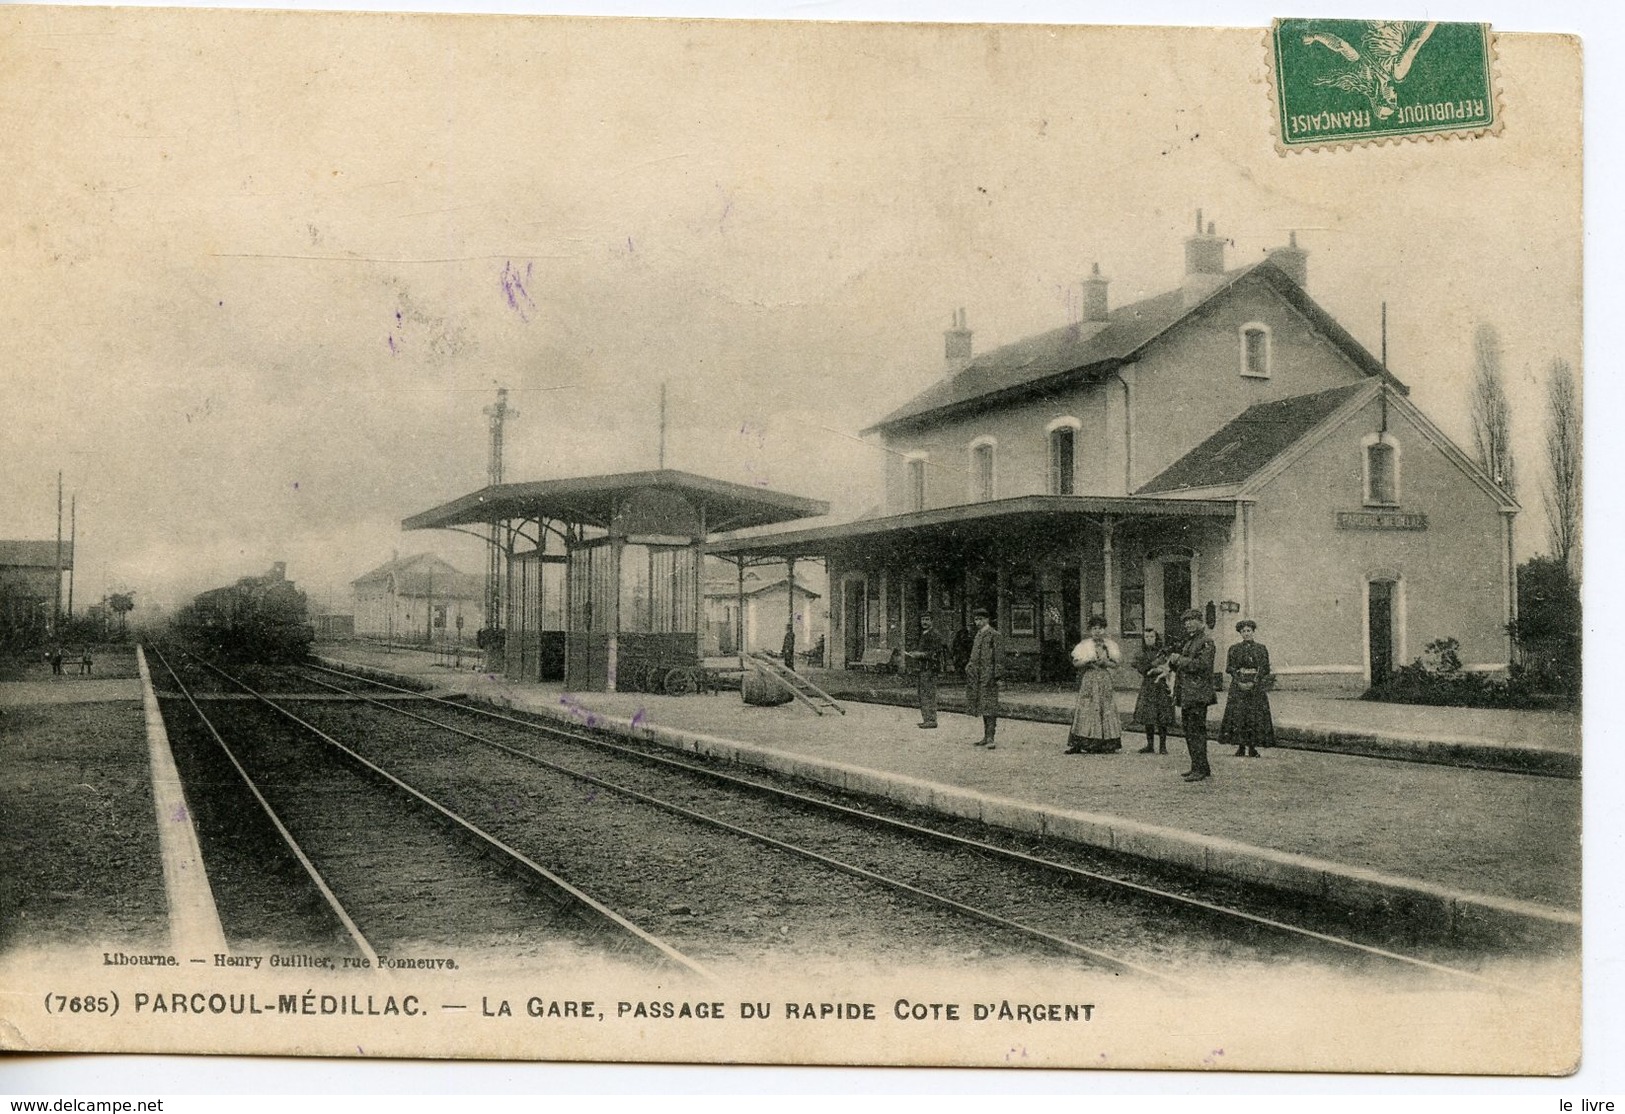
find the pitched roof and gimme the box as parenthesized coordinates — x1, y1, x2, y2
(0, 540, 73, 568)
(1137, 383, 1372, 495)
(402, 469, 828, 533)
(352, 553, 482, 598)
(702, 574, 823, 600)
(865, 261, 1403, 435)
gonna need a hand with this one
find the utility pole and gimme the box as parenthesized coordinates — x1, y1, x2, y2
(68, 494, 76, 619)
(54, 472, 63, 632)
(658, 380, 668, 470)
(483, 388, 518, 633)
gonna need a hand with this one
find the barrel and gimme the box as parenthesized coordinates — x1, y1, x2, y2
(741, 670, 794, 707)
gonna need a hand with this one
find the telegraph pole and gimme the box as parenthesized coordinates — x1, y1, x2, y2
(68, 495, 76, 619)
(54, 473, 63, 631)
(658, 380, 668, 469)
(483, 388, 518, 633)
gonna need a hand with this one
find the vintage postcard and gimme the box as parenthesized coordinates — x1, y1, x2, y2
(0, 8, 1583, 1075)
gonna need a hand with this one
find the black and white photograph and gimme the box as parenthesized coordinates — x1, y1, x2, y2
(0, 1, 1596, 1083)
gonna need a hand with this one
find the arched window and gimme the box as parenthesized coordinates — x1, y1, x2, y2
(1045, 417, 1081, 495)
(1363, 432, 1401, 506)
(1239, 322, 1272, 378)
(904, 454, 928, 512)
(969, 437, 996, 502)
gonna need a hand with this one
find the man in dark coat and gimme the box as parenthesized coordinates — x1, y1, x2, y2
(904, 614, 943, 729)
(781, 621, 796, 673)
(1168, 607, 1216, 782)
(964, 608, 1002, 748)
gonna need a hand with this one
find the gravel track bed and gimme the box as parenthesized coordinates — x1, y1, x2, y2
(161, 690, 638, 966)
(284, 698, 1086, 973)
(295, 666, 1510, 977)
(157, 698, 357, 952)
(153, 651, 303, 696)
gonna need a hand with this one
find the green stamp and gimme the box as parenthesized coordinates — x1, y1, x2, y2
(1270, 19, 1498, 150)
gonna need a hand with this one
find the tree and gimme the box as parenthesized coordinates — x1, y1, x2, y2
(1512, 556, 1580, 698)
(109, 592, 135, 638)
(1470, 324, 1515, 495)
(1543, 357, 1581, 572)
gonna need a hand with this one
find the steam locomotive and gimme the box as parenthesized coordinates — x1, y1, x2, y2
(171, 561, 314, 662)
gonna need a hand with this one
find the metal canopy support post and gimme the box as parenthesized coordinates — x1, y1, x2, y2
(1078, 536, 1091, 632)
(1102, 514, 1119, 636)
(562, 524, 575, 687)
(736, 558, 746, 671)
(694, 504, 706, 664)
(785, 555, 797, 667)
(607, 500, 623, 691)
(1240, 502, 1255, 619)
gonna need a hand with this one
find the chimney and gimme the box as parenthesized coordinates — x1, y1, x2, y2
(944, 307, 973, 372)
(1183, 209, 1228, 305)
(1266, 229, 1309, 288)
(1082, 263, 1110, 323)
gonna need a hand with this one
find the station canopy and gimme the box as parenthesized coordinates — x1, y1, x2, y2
(402, 469, 829, 536)
(705, 494, 1240, 561)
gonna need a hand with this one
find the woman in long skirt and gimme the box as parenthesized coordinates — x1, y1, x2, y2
(1131, 629, 1175, 754)
(1219, 619, 1276, 757)
(1066, 616, 1123, 754)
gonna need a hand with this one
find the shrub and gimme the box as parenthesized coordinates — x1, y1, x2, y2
(1363, 634, 1573, 710)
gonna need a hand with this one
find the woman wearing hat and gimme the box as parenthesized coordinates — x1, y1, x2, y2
(1065, 616, 1122, 754)
(1219, 619, 1276, 758)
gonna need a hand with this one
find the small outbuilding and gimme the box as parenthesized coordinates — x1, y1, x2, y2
(403, 470, 827, 691)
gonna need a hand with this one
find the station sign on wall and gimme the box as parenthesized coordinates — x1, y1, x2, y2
(1335, 510, 1429, 531)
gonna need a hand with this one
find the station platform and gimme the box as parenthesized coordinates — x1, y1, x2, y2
(806, 667, 1579, 777)
(0, 649, 174, 949)
(314, 645, 1582, 947)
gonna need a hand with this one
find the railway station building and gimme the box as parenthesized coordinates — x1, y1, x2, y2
(711, 219, 1519, 690)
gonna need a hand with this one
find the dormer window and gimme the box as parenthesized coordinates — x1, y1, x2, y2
(1363, 432, 1400, 505)
(969, 438, 996, 502)
(1046, 417, 1081, 495)
(905, 454, 928, 512)
(1240, 323, 1271, 378)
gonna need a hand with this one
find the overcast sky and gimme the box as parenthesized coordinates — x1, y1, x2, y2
(0, 11, 1580, 613)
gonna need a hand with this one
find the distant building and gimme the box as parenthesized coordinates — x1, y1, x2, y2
(702, 558, 825, 659)
(351, 554, 481, 644)
(0, 540, 72, 649)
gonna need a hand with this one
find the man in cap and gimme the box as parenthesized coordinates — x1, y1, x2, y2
(1167, 607, 1216, 782)
(964, 607, 1002, 748)
(903, 613, 943, 729)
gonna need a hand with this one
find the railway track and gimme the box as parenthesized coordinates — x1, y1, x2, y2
(162, 653, 1180, 980)
(283, 658, 1516, 991)
(149, 646, 710, 975)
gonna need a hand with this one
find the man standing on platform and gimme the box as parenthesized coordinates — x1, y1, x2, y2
(964, 608, 1002, 749)
(782, 621, 796, 673)
(1168, 607, 1216, 782)
(904, 613, 943, 729)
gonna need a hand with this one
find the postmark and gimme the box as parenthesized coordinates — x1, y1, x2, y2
(1269, 19, 1500, 151)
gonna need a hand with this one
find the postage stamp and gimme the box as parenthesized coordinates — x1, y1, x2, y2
(1270, 19, 1500, 151)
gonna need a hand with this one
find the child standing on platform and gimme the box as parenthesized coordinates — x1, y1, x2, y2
(1132, 629, 1175, 754)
